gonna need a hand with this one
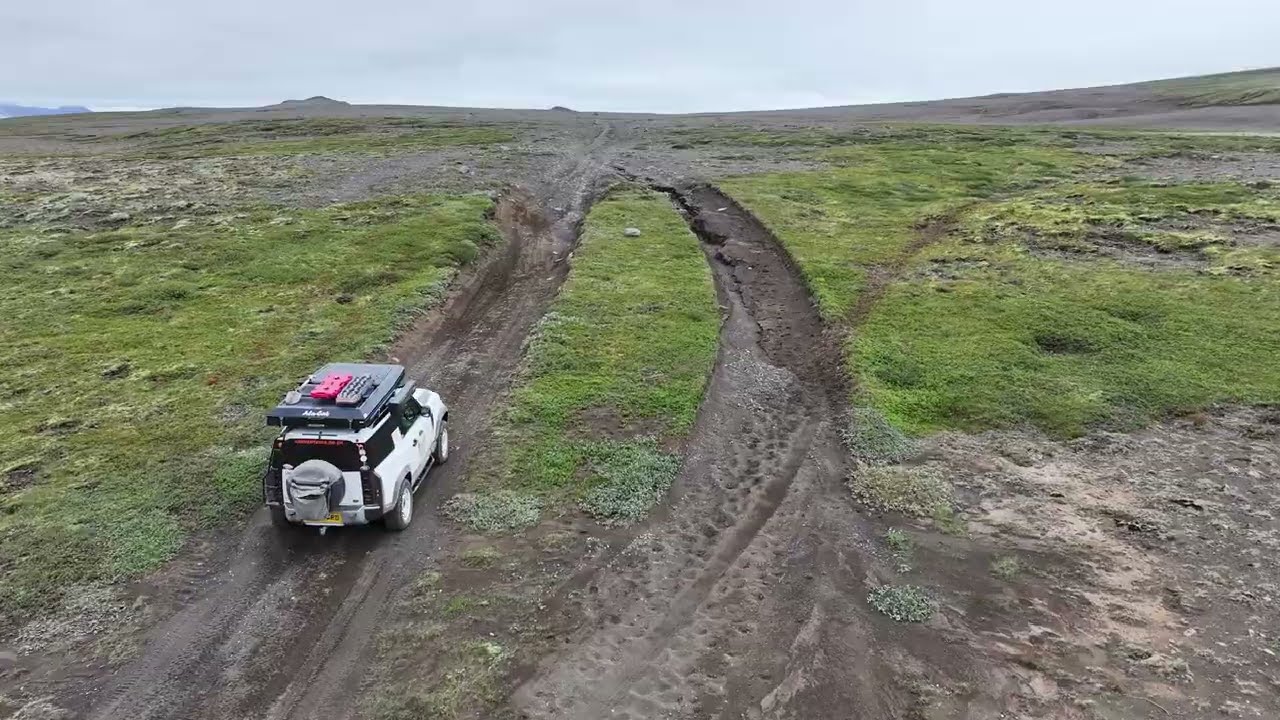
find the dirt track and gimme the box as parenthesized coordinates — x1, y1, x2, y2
(6, 83, 1280, 719)
(85, 123, 617, 720)
(511, 185, 911, 718)
(76, 139, 918, 720)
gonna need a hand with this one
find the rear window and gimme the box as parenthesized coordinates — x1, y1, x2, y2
(282, 438, 361, 471)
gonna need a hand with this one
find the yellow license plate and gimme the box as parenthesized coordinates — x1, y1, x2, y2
(310, 512, 343, 525)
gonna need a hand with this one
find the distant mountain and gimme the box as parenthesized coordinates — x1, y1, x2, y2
(0, 103, 92, 119)
(273, 96, 350, 109)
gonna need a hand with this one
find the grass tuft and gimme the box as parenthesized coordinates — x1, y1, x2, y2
(990, 555, 1022, 580)
(884, 527, 914, 573)
(850, 465, 953, 519)
(442, 492, 542, 532)
(459, 546, 501, 569)
(369, 639, 510, 720)
(844, 406, 915, 463)
(578, 439, 681, 524)
(868, 584, 936, 623)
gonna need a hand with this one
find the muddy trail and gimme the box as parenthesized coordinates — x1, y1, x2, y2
(83, 123, 617, 720)
(507, 184, 913, 719)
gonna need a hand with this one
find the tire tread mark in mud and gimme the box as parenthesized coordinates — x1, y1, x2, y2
(513, 182, 849, 719)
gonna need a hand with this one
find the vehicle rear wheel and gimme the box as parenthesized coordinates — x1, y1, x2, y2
(433, 422, 449, 465)
(269, 505, 295, 529)
(384, 481, 413, 531)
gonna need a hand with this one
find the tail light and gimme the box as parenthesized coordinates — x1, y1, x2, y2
(263, 467, 283, 504)
(264, 436, 285, 504)
(361, 469, 382, 507)
(356, 444, 381, 506)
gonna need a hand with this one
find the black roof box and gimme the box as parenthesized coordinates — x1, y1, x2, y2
(266, 363, 406, 430)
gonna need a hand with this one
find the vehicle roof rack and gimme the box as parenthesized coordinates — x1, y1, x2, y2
(266, 363, 406, 430)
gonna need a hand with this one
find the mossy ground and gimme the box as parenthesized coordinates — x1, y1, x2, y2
(0, 194, 497, 626)
(121, 118, 516, 157)
(465, 187, 719, 527)
(703, 126, 1280, 438)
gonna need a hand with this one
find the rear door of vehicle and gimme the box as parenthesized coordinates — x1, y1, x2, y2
(281, 435, 364, 506)
(396, 397, 433, 479)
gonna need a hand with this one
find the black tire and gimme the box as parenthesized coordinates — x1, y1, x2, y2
(384, 480, 414, 531)
(433, 421, 449, 465)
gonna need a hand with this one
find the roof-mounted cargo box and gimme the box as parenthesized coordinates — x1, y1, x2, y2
(266, 363, 406, 430)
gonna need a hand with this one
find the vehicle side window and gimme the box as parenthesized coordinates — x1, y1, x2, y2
(398, 398, 421, 434)
(363, 416, 396, 467)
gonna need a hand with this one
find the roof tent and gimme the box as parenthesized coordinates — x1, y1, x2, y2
(266, 363, 406, 430)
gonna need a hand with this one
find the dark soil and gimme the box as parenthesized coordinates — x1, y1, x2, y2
(510, 185, 898, 719)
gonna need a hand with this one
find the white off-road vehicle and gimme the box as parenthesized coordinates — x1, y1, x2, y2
(262, 363, 448, 532)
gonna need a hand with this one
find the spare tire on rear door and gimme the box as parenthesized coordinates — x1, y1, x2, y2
(285, 459, 345, 522)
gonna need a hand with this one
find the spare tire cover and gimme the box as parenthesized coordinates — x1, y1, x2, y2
(286, 459, 345, 521)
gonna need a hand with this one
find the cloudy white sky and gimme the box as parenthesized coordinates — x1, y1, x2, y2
(3, 0, 1276, 113)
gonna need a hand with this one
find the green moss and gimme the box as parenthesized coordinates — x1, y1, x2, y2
(858, 204, 1280, 436)
(0, 194, 497, 626)
(713, 128, 1280, 439)
(720, 138, 1090, 317)
(578, 439, 681, 524)
(844, 406, 915, 463)
(475, 187, 718, 520)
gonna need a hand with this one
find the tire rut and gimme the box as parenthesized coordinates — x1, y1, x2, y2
(86, 123, 617, 720)
(512, 184, 894, 719)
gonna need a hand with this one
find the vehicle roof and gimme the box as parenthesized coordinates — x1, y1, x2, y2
(266, 362, 406, 430)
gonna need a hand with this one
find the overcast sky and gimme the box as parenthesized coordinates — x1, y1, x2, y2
(3, 0, 1276, 113)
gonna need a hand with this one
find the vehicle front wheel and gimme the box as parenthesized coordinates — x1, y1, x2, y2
(433, 422, 449, 465)
(384, 481, 413, 531)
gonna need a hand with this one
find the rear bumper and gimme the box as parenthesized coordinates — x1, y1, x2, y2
(267, 502, 385, 526)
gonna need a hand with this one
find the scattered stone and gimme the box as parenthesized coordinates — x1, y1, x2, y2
(101, 361, 131, 379)
(269, 216, 294, 226)
(5, 465, 38, 488)
(624, 227, 642, 237)
(335, 293, 355, 304)
(171, 218, 192, 230)
(37, 417, 80, 433)
(1169, 497, 1207, 511)
(106, 211, 130, 223)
